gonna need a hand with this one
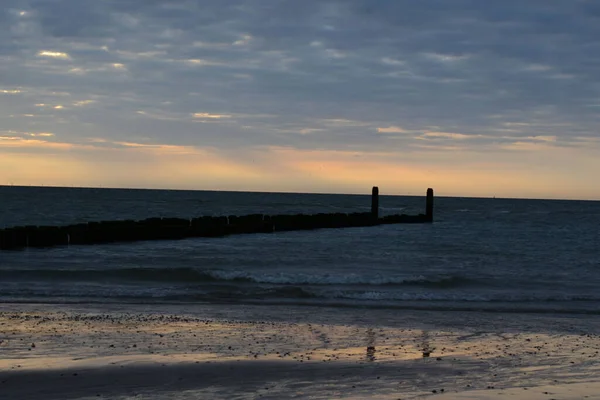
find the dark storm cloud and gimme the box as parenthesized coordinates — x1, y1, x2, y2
(1, 0, 599, 152)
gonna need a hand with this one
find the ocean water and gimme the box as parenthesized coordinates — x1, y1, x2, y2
(0, 186, 599, 314)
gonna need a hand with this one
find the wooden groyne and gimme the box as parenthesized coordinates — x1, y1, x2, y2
(0, 188, 434, 251)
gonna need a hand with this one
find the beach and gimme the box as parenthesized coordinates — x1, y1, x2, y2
(3, 303, 600, 399)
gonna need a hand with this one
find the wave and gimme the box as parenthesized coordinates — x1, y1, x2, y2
(3, 283, 600, 308)
(318, 290, 600, 302)
(3, 275, 600, 316)
(2, 267, 227, 284)
(0, 267, 474, 288)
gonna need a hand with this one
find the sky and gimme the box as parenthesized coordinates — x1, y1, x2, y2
(1, 0, 600, 199)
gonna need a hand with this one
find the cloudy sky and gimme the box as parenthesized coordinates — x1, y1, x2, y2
(1, 0, 600, 199)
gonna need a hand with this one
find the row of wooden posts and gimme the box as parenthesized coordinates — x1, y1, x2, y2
(0, 188, 434, 251)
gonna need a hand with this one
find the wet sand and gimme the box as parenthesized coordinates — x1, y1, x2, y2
(2, 303, 600, 399)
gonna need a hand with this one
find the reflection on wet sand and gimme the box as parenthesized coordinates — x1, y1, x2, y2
(366, 328, 376, 362)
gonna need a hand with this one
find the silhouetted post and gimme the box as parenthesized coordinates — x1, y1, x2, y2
(426, 188, 434, 222)
(371, 186, 379, 219)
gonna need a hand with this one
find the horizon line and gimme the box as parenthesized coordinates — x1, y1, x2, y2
(0, 184, 598, 202)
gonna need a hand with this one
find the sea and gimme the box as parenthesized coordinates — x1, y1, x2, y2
(0, 186, 599, 315)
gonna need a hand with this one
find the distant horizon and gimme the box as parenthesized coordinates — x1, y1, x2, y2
(1, 183, 598, 202)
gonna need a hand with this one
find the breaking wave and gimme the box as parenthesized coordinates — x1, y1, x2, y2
(2, 267, 474, 288)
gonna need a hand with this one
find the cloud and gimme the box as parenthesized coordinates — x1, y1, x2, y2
(192, 113, 231, 119)
(421, 132, 479, 140)
(25, 132, 55, 137)
(423, 53, 471, 63)
(527, 135, 556, 143)
(0, 136, 74, 150)
(37, 51, 71, 59)
(1, 0, 600, 198)
(73, 100, 95, 107)
(377, 126, 409, 134)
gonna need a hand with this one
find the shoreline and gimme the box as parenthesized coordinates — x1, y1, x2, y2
(2, 297, 600, 316)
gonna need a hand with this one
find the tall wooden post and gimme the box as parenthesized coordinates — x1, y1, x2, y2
(371, 186, 379, 219)
(426, 188, 434, 222)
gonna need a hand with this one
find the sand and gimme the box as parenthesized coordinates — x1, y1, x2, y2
(2, 303, 600, 399)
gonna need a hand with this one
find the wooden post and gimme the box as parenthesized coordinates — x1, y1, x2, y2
(426, 188, 434, 222)
(371, 186, 379, 219)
